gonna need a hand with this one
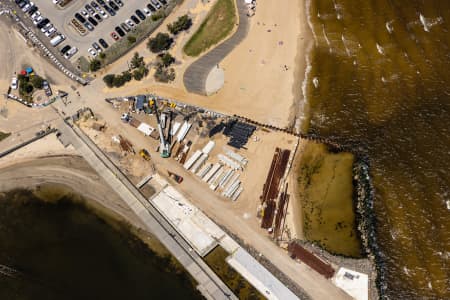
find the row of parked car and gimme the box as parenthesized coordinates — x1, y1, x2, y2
(15, 0, 79, 59)
(86, 0, 168, 58)
(74, 0, 125, 33)
(105, 1, 167, 51)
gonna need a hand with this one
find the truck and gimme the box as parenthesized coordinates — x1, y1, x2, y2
(50, 34, 65, 46)
(168, 171, 183, 184)
(139, 149, 151, 161)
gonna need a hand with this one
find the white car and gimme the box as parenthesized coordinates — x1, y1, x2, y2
(98, 10, 108, 19)
(143, 7, 152, 16)
(33, 15, 43, 25)
(80, 10, 89, 17)
(45, 27, 57, 37)
(31, 11, 40, 19)
(52, 0, 62, 4)
(87, 47, 98, 57)
(41, 23, 52, 33)
(11, 77, 18, 90)
(125, 19, 135, 27)
(22, 3, 33, 13)
(64, 46, 78, 59)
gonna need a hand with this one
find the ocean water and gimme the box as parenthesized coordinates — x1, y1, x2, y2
(304, 0, 450, 298)
(0, 189, 202, 300)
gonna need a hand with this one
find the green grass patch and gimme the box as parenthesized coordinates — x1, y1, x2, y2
(183, 0, 236, 57)
(297, 142, 362, 257)
(0, 132, 11, 142)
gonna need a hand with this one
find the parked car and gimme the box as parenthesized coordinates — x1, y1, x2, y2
(42, 80, 52, 96)
(130, 15, 140, 24)
(88, 47, 98, 57)
(93, 13, 102, 22)
(80, 10, 89, 17)
(146, 3, 156, 12)
(22, 2, 34, 12)
(105, 6, 116, 16)
(64, 46, 78, 59)
(74, 13, 86, 23)
(143, 7, 152, 16)
(120, 22, 130, 32)
(97, 0, 106, 5)
(28, 6, 38, 16)
(115, 26, 125, 37)
(151, 0, 161, 9)
(11, 77, 18, 90)
(88, 16, 98, 26)
(98, 9, 108, 18)
(135, 9, 146, 20)
(32, 15, 43, 25)
(37, 18, 50, 29)
(99, 38, 109, 48)
(84, 22, 94, 31)
(114, 0, 123, 7)
(159, 0, 167, 5)
(92, 42, 102, 52)
(60, 45, 71, 55)
(125, 19, 135, 27)
(31, 11, 40, 19)
(41, 23, 52, 33)
(108, 1, 119, 11)
(85, 4, 95, 14)
(45, 27, 57, 37)
(110, 32, 119, 40)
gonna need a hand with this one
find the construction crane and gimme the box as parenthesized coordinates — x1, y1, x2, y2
(152, 99, 171, 158)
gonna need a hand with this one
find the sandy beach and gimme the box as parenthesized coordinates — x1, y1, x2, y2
(88, 0, 309, 129)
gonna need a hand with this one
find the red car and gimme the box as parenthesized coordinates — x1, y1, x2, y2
(110, 31, 119, 41)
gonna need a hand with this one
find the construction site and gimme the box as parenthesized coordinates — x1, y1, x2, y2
(68, 94, 370, 300)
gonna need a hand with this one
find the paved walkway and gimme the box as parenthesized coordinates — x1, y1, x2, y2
(57, 118, 237, 300)
(183, 0, 250, 95)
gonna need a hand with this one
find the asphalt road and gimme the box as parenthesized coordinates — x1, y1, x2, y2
(183, 0, 249, 95)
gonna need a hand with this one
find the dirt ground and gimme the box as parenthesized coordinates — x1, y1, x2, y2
(0, 18, 73, 92)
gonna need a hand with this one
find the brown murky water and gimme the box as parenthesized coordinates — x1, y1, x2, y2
(303, 0, 450, 298)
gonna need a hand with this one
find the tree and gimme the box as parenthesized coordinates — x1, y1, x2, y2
(98, 52, 106, 60)
(167, 15, 192, 35)
(154, 64, 175, 83)
(151, 12, 165, 21)
(121, 71, 132, 82)
(127, 35, 136, 44)
(89, 59, 101, 72)
(30, 75, 44, 89)
(147, 33, 173, 53)
(132, 66, 148, 81)
(130, 52, 145, 69)
(103, 74, 115, 88)
(113, 75, 126, 88)
(161, 52, 175, 67)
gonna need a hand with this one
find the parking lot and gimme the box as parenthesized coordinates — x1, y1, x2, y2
(16, 0, 169, 63)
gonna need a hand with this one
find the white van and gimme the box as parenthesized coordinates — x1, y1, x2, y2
(50, 34, 65, 46)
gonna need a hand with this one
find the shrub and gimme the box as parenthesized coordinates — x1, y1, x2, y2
(167, 15, 192, 35)
(132, 66, 149, 81)
(154, 64, 175, 83)
(127, 35, 136, 44)
(121, 71, 132, 82)
(113, 75, 127, 87)
(89, 59, 102, 72)
(151, 11, 165, 21)
(30, 75, 44, 89)
(98, 52, 106, 60)
(130, 52, 145, 69)
(147, 33, 173, 53)
(103, 74, 115, 88)
(160, 52, 175, 67)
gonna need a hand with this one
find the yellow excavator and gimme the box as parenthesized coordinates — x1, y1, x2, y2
(139, 149, 151, 161)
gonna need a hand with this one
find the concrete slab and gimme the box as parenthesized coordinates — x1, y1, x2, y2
(333, 268, 368, 300)
(205, 66, 225, 95)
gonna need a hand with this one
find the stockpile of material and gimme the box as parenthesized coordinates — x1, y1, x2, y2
(223, 120, 256, 149)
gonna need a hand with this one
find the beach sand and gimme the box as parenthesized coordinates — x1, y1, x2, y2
(92, 0, 309, 129)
